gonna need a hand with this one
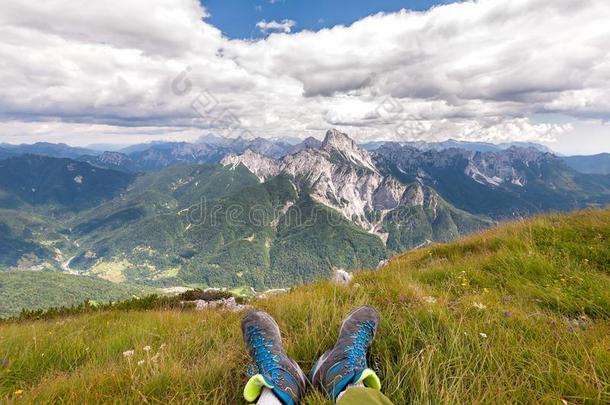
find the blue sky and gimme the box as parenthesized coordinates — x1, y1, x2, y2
(203, 0, 454, 39)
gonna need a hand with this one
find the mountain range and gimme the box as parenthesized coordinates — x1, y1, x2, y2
(1, 130, 609, 290)
(2, 136, 609, 174)
(562, 153, 610, 175)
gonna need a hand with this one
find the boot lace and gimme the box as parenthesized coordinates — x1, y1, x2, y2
(345, 320, 375, 369)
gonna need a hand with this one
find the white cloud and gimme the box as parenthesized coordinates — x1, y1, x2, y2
(0, 0, 609, 151)
(0, 120, 203, 147)
(256, 19, 296, 34)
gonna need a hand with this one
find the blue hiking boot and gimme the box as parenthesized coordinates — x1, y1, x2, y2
(242, 310, 307, 405)
(310, 305, 382, 400)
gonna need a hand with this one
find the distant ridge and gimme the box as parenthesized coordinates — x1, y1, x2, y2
(562, 153, 610, 175)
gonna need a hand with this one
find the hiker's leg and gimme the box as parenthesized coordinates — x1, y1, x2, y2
(256, 388, 283, 405)
(241, 311, 307, 404)
(310, 306, 383, 400)
(336, 386, 395, 405)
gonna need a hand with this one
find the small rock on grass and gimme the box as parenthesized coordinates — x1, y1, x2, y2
(193, 297, 250, 312)
(332, 269, 353, 286)
(376, 260, 389, 270)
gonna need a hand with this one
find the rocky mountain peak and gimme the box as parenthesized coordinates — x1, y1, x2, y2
(321, 129, 378, 173)
(302, 136, 322, 149)
(465, 146, 554, 187)
(286, 136, 323, 155)
(322, 129, 357, 151)
(98, 151, 130, 163)
(220, 149, 281, 182)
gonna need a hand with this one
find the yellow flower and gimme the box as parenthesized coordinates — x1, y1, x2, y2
(15, 389, 24, 395)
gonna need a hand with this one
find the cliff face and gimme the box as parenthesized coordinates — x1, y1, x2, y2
(222, 129, 492, 244)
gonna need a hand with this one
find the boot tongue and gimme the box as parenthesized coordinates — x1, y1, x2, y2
(355, 368, 382, 390)
(243, 374, 274, 403)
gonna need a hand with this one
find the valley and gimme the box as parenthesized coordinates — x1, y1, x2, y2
(1, 130, 609, 305)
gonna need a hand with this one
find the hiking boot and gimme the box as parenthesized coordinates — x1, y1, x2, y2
(310, 305, 382, 399)
(242, 310, 307, 405)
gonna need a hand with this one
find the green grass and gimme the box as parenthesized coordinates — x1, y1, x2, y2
(1, 208, 609, 404)
(0, 272, 146, 318)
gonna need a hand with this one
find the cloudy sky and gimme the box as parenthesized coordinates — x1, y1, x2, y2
(0, 0, 609, 154)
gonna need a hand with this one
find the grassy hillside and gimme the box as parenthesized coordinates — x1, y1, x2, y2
(1, 208, 609, 404)
(0, 209, 71, 270)
(383, 183, 492, 252)
(0, 155, 135, 213)
(0, 272, 145, 318)
(69, 166, 388, 289)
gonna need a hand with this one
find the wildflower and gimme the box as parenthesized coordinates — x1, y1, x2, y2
(423, 296, 437, 304)
(479, 333, 488, 338)
(473, 302, 487, 310)
(483, 288, 489, 294)
(14, 389, 24, 395)
(122, 350, 135, 358)
(137, 360, 145, 366)
(1, 358, 8, 368)
(143, 345, 152, 352)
